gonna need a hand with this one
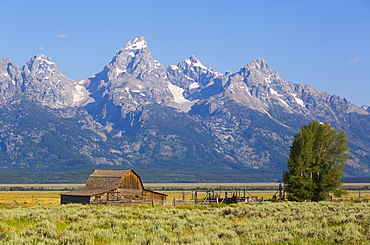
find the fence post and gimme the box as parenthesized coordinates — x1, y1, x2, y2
(173, 198, 176, 207)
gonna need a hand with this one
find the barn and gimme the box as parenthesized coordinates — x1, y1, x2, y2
(60, 169, 167, 205)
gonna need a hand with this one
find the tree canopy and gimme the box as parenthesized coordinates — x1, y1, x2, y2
(283, 121, 350, 201)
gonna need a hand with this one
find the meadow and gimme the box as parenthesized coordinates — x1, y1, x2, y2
(0, 185, 370, 244)
(1, 201, 370, 244)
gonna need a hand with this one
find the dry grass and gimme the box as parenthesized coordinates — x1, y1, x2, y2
(1, 202, 370, 244)
(0, 192, 60, 207)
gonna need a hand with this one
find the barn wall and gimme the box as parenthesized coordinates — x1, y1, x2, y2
(61, 195, 91, 205)
(119, 171, 143, 189)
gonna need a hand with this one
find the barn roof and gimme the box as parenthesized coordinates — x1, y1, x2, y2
(61, 169, 138, 197)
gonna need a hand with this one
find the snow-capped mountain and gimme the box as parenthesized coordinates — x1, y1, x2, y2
(85, 36, 175, 118)
(167, 55, 223, 101)
(0, 36, 369, 183)
(0, 54, 91, 108)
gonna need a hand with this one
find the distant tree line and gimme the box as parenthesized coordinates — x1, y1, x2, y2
(341, 177, 370, 183)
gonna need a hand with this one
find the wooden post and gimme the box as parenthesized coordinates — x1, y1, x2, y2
(182, 191, 185, 200)
(173, 198, 176, 207)
(152, 197, 154, 207)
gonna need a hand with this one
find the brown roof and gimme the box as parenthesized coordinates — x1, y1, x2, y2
(61, 169, 133, 197)
(89, 169, 131, 178)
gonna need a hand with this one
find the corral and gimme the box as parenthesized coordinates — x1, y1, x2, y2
(60, 169, 167, 205)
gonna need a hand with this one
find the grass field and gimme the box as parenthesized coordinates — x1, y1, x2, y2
(1, 184, 370, 244)
(1, 201, 370, 244)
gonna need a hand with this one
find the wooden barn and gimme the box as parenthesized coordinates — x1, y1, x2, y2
(60, 169, 167, 205)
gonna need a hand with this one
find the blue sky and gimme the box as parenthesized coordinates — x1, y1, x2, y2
(1, 0, 369, 106)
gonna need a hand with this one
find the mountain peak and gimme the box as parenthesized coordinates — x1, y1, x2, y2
(0, 58, 19, 73)
(103, 36, 166, 80)
(0, 58, 15, 65)
(245, 58, 270, 71)
(23, 54, 60, 80)
(238, 58, 276, 80)
(121, 36, 148, 52)
(182, 55, 208, 70)
(32, 54, 57, 66)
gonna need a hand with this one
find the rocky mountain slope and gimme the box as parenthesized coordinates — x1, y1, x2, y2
(0, 36, 369, 183)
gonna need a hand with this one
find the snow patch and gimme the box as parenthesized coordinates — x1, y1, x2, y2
(263, 109, 289, 128)
(167, 82, 191, 103)
(189, 82, 200, 89)
(279, 98, 289, 107)
(125, 38, 147, 50)
(115, 68, 125, 77)
(153, 60, 162, 69)
(169, 65, 179, 70)
(73, 84, 87, 103)
(192, 61, 207, 70)
(184, 75, 194, 81)
(239, 85, 251, 96)
(269, 88, 280, 96)
(292, 93, 305, 106)
(127, 51, 135, 57)
(36, 55, 54, 65)
(125, 87, 139, 105)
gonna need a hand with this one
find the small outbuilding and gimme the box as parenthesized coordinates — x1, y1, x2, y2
(60, 169, 166, 205)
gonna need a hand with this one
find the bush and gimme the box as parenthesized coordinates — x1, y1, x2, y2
(1, 202, 370, 244)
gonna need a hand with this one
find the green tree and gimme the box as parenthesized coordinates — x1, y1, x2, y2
(283, 121, 349, 201)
